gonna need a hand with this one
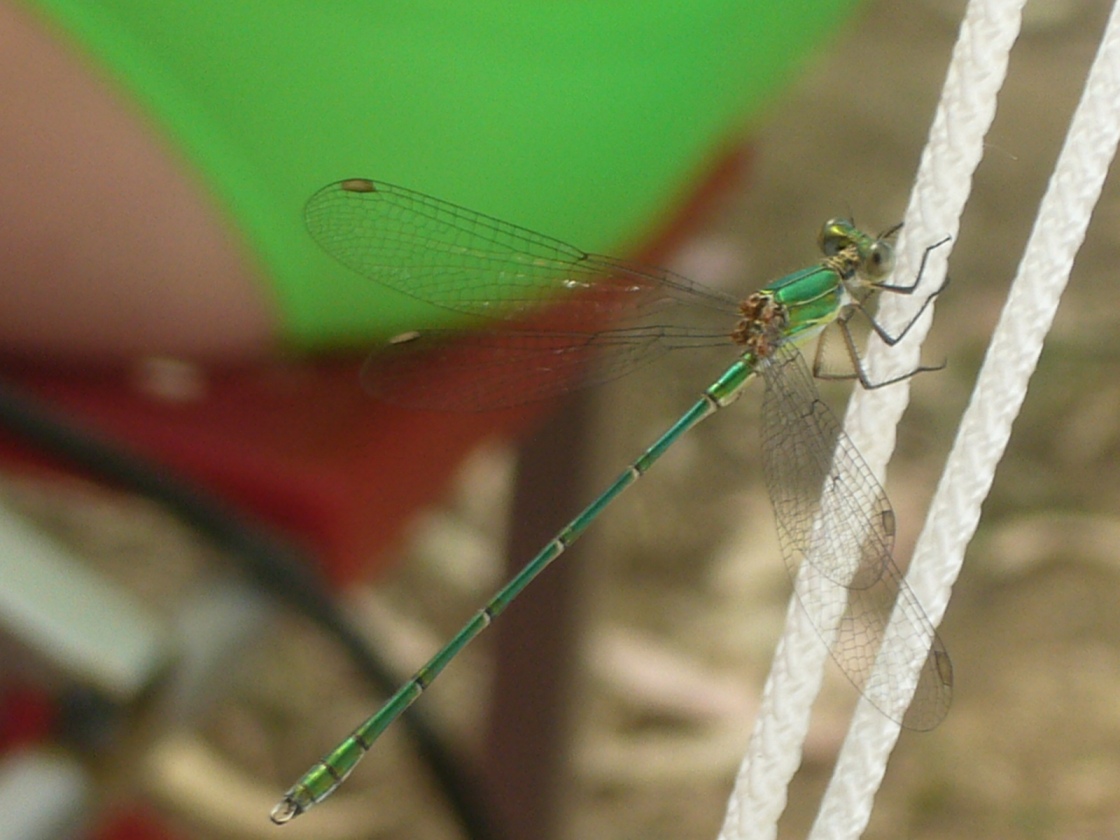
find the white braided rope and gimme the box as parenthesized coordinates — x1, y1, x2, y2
(811, 2, 1120, 836)
(718, 0, 1120, 835)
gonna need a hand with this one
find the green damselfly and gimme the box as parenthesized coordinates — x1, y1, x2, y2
(271, 179, 952, 823)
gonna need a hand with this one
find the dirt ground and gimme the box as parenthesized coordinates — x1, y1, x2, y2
(7, 1, 1120, 838)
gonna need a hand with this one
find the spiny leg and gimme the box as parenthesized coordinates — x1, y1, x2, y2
(815, 235, 951, 389)
(849, 230, 952, 348)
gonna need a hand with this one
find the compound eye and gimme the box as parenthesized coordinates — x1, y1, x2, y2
(818, 218, 854, 256)
(865, 240, 895, 278)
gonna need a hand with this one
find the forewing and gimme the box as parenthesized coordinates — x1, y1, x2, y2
(305, 180, 738, 327)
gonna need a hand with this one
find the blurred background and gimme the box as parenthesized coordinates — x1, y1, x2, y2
(3, 1, 1120, 839)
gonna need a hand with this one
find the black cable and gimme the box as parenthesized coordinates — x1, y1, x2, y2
(0, 370, 501, 840)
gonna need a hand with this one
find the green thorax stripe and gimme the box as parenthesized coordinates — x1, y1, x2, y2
(765, 263, 845, 344)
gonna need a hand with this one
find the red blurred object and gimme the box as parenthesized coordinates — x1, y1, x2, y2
(0, 356, 542, 587)
(0, 686, 55, 751)
(90, 808, 188, 840)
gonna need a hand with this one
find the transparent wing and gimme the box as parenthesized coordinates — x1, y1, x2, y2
(759, 341, 952, 730)
(361, 324, 731, 410)
(307, 179, 740, 408)
(760, 341, 893, 589)
(305, 179, 741, 325)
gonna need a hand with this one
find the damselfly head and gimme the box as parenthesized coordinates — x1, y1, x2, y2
(819, 218, 897, 281)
